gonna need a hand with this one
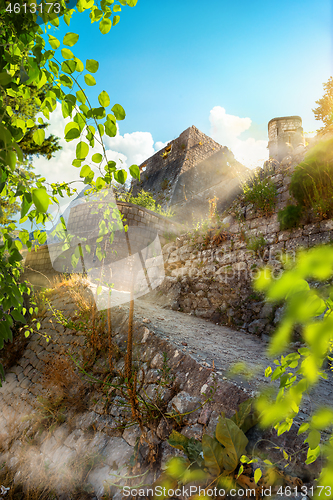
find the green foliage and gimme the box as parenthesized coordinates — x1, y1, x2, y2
(255, 245, 333, 493)
(166, 400, 257, 489)
(246, 233, 266, 256)
(277, 204, 303, 231)
(312, 76, 333, 130)
(289, 139, 333, 219)
(242, 172, 277, 216)
(116, 189, 174, 217)
(0, 0, 138, 379)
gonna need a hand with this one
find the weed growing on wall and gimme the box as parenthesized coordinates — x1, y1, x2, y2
(278, 204, 303, 230)
(242, 172, 277, 216)
(289, 138, 333, 219)
(246, 234, 267, 256)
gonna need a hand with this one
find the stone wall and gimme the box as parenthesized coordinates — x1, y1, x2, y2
(21, 202, 184, 288)
(0, 287, 252, 498)
(151, 155, 333, 338)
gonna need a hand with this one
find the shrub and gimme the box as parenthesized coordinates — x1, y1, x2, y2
(242, 172, 277, 216)
(246, 234, 266, 256)
(278, 204, 303, 230)
(289, 138, 333, 218)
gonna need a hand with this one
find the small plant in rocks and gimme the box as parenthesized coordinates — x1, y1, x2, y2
(242, 173, 277, 216)
(158, 399, 302, 498)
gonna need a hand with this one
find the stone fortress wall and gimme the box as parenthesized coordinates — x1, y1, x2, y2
(21, 201, 184, 288)
(155, 141, 333, 338)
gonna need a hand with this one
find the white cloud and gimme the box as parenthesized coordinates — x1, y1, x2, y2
(32, 105, 164, 191)
(209, 106, 268, 169)
(154, 140, 170, 151)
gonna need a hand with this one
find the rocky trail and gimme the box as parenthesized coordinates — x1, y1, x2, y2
(0, 285, 331, 498)
(127, 298, 333, 421)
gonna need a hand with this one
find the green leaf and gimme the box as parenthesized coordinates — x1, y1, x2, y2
(129, 164, 140, 181)
(76, 141, 89, 160)
(231, 399, 257, 434)
(74, 57, 84, 72)
(61, 60, 76, 74)
(114, 169, 127, 184)
(215, 417, 248, 473)
(76, 90, 86, 104)
(86, 59, 99, 73)
(111, 103, 125, 120)
(61, 100, 73, 119)
(11, 310, 26, 324)
(63, 32, 79, 46)
(98, 90, 110, 107)
(32, 188, 49, 213)
(61, 48, 74, 59)
(311, 408, 333, 430)
(92, 153, 103, 163)
(97, 286, 102, 295)
(106, 160, 116, 172)
(98, 124, 104, 137)
(84, 74, 96, 86)
(167, 430, 189, 451)
(105, 119, 117, 137)
(72, 159, 82, 168)
(48, 35, 60, 49)
(307, 429, 321, 449)
(64, 122, 80, 141)
(59, 75, 73, 88)
(33, 128, 45, 145)
(0, 72, 12, 86)
(21, 193, 32, 219)
(5, 151, 17, 171)
(254, 468, 262, 484)
(305, 444, 320, 465)
(113, 15, 120, 26)
(298, 422, 310, 435)
(99, 17, 112, 34)
(202, 434, 224, 476)
(80, 165, 92, 178)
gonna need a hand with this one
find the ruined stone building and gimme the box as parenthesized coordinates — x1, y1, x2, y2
(131, 126, 249, 223)
(268, 116, 305, 162)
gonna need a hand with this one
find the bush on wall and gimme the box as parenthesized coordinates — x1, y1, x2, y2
(242, 172, 277, 216)
(278, 204, 303, 231)
(289, 138, 333, 219)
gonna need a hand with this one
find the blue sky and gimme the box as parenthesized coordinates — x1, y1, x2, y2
(31, 0, 332, 208)
(50, 0, 332, 137)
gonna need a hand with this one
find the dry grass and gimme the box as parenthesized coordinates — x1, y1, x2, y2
(24, 355, 89, 434)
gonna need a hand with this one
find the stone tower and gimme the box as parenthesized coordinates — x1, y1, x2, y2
(268, 116, 304, 161)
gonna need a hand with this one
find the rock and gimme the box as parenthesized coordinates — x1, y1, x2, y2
(156, 418, 174, 440)
(171, 301, 179, 311)
(103, 437, 133, 469)
(198, 405, 212, 425)
(274, 306, 285, 324)
(122, 424, 142, 447)
(248, 319, 268, 335)
(181, 424, 203, 440)
(150, 353, 164, 370)
(167, 391, 202, 424)
(259, 302, 274, 319)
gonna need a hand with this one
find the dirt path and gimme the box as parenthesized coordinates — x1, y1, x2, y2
(120, 298, 333, 420)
